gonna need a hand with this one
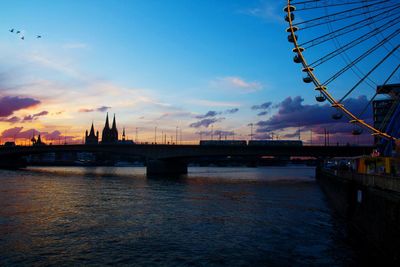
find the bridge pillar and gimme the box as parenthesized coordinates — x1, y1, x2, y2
(146, 159, 188, 176)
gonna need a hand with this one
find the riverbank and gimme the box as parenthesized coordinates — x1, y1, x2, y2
(316, 167, 400, 264)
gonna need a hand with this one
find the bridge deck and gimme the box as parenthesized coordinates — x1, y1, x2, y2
(0, 144, 374, 159)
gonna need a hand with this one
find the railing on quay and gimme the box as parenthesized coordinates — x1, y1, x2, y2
(321, 168, 400, 193)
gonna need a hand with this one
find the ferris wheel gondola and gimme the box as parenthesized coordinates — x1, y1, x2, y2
(284, 0, 400, 142)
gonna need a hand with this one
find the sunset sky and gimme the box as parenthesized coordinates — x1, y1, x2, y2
(0, 0, 395, 145)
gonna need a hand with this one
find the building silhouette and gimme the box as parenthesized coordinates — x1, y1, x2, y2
(85, 113, 134, 145)
(85, 123, 99, 144)
(101, 113, 119, 144)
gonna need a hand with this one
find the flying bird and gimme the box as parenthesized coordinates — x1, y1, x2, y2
(36, 35, 41, 38)
(9, 28, 14, 33)
(16, 30, 20, 34)
(21, 36, 24, 40)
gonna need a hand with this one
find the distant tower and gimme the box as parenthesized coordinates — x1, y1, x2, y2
(85, 122, 99, 144)
(122, 127, 126, 141)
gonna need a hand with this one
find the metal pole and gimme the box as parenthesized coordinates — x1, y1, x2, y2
(176, 126, 178, 145)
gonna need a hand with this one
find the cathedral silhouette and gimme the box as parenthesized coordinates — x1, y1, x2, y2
(85, 113, 122, 144)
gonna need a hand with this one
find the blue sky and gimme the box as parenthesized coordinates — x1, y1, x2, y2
(0, 0, 397, 144)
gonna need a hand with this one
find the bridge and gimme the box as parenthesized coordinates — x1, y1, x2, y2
(0, 144, 374, 175)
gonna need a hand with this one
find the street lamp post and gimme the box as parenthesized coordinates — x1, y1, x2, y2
(176, 126, 178, 145)
(154, 126, 157, 144)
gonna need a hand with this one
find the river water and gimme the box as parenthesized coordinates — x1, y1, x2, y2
(0, 166, 358, 266)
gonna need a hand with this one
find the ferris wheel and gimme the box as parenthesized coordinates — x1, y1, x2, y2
(284, 0, 400, 145)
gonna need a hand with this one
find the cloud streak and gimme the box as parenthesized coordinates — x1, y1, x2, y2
(22, 110, 49, 122)
(252, 102, 272, 110)
(211, 76, 262, 93)
(195, 108, 240, 119)
(79, 106, 111, 113)
(0, 116, 20, 124)
(225, 108, 239, 114)
(241, 1, 284, 24)
(195, 111, 219, 119)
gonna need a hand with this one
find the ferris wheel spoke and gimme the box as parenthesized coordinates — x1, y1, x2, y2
(300, 5, 400, 49)
(323, 29, 400, 85)
(338, 45, 399, 103)
(383, 63, 400, 85)
(293, 0, 390, 30)
(295, 0, 385, 11)
(311, 20, 400, 68)
(291, 0, 321, 5)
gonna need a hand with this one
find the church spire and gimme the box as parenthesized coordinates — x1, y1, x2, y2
(110, 114, 118, 142)
(85, 121, 99, 144)
(89, 122, 95, 136)
(102, 112, 112, 143)
(104, 113, 110, 129)
(111, 114, 117, 130)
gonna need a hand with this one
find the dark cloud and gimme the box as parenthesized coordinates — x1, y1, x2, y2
(1, 127, 24, 138)
(0, 116, 20, 123)
(34, 111, 48, 117)
(0, 96, 41, 117)
(22, 115, 35, 122)
(195, 108, 239, 119)
(79, 106, 111, 113)
(43, 130, 62, 140)
(195, 111, 219, 119)
(42, 130, 76, 144)
(255, 95, 372, 134)
(22, 110, 48, 122)
(224, 108, 239, 114)
(251, 102, 272, 110)
(189, 117, 225, 128)
(97, 106, 111, 112)
(1, 127, 41, 139)
(253, 95, 374, 144)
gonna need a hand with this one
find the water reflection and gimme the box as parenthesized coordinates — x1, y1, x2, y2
(0, 166, 357, 266)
